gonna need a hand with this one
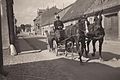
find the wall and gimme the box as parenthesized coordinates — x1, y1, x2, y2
(104, 13, 119, 40)
(1, 0, 10, 49)
(6, 0, 15, 44)
(118, 11, 120, 39)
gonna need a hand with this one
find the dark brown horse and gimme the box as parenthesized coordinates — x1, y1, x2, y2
(64, 17, 88, 62)
(62, 17, 89, 62)
(86, 14, 105, 60)
(75, 18, 89, 62)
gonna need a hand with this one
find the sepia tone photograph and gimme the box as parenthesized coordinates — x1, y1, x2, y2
(0, 0, 120, 80)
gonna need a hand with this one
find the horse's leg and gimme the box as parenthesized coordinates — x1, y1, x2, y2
(85, 39, 91, 57)
(71, 41, 74, 59)
(76, 41, 82, 62)
(87, 39, 91, 54)
(79, 41, 85, 62)
(99, 38, 104, 59)
(92, 40, 97, 57)
(64, 40, 68, 57)
(83, 39, 88, 58)
(48, 38, 52, 52)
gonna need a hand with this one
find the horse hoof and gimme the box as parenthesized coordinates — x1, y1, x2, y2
(56, 54, 58, 56)
(64, 53, 67, 57)
(65, 54, 67, 57)
(99, 57, 104, 61)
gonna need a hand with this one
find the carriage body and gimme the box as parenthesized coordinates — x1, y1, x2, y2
(47, 24, 77, 56)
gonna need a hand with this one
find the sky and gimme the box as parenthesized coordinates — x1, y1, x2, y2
(13, 0, 76, 26)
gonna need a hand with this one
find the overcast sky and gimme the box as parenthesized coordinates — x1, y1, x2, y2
(13, 0, 76, 26)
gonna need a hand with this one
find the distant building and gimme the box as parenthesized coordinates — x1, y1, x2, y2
(33, 6, 59, 35)
(33, 9, 45, 35)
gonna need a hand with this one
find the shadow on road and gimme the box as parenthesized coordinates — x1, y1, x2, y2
(15, 37, 47, 53)
(4, 58, 120, 80)
(84, 52, 120, 61)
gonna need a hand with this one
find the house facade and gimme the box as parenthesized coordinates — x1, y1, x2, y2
(33, 9, 45, 35)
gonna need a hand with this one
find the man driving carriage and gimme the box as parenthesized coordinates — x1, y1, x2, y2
(53, 15, 65, 42)
(54, 15, 64, 31)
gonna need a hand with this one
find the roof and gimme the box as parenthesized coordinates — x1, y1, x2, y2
(85, 0, 120, 14)
(61, 0, 95, 22)
(41, 4, 73, 27)
(57, 3, 74, 14)
(41, 7, 60, 26)
(57, 3, 73, 22)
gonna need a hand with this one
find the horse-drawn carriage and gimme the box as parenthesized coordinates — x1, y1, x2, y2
(45, 13, 105, 63)
(46, 27, 75, 56)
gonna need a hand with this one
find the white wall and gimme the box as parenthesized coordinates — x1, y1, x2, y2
(1, 0, 10, 49)
(42, 24, 54, 35)
(118, 11, 120, 39)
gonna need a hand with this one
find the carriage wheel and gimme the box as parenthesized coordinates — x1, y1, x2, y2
(65, 41, 74, 59)
(71, 43, 74, 59)
(53, 40, 58, 56)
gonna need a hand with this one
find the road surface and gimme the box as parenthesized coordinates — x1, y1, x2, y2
(3, 33, 120, 80)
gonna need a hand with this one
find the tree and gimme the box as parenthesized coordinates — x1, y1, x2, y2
(25, 24, 32, 32)
(20, 24, 25, 32)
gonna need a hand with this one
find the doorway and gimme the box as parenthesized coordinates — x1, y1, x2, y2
(104, 13, 118, 40)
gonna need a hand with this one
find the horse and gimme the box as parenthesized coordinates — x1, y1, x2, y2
(86, 14, 105, 60)
(74, 18, 89, 63)
(62, 18, 88, 62)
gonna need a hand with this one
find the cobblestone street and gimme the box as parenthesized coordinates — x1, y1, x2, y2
(2, 33, 120, 80)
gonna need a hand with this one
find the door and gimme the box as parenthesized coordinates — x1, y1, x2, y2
(104, 13, 118, 40)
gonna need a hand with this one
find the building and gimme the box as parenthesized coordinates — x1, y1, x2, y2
(33, 9, 45, 35)
(1, 0, 16, 52)
(1, 0, 10, 49)
(33, 6, 59, 35)
(33, 0, 120, 40)
(56, 3, 73, 27)
(61, 0, 95, 23)
(43, 0, 95, 29)
(58, 0, 120, 40)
